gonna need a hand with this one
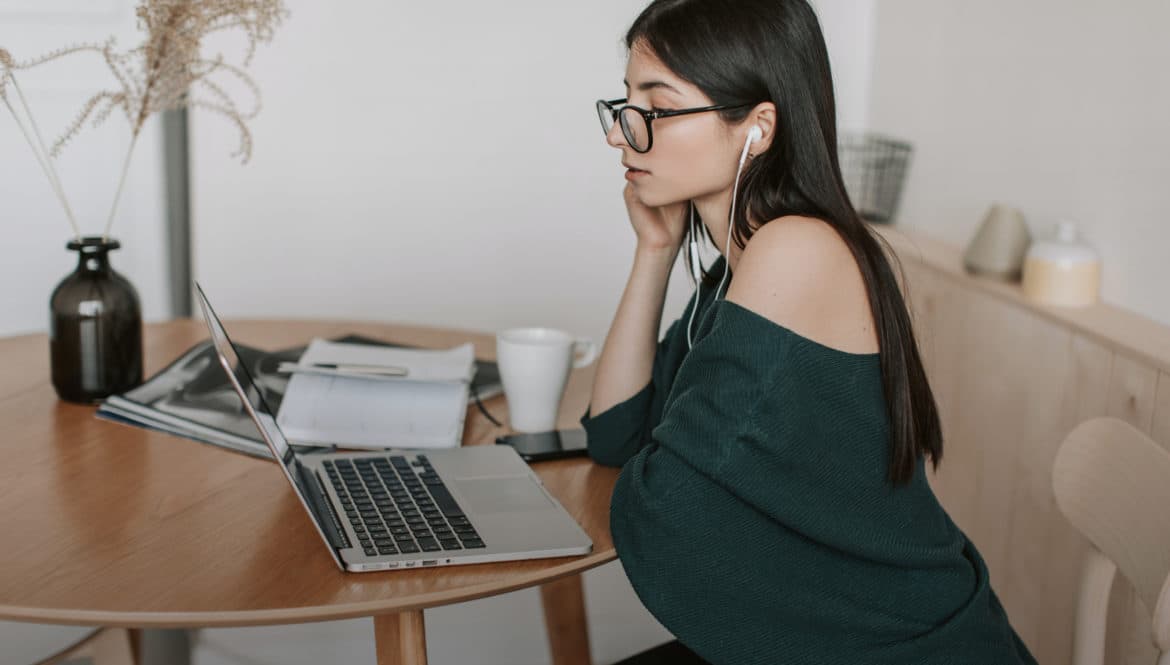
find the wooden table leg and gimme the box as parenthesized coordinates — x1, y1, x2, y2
(374, 610, 428, 665)
(540, 574, 593, 665)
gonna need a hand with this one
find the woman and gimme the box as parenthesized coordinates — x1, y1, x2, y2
(580, 1, 1038, 663)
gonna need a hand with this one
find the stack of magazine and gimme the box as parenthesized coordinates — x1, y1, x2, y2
(96, 334, 502, 460)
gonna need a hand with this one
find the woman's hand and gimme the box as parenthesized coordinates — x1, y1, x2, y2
(624, 183, 689, 253)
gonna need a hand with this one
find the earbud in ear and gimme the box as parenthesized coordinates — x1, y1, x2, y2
(747, 125, 763, 143)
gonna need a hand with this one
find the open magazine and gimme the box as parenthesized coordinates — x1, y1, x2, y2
(96, 334, 502, 459)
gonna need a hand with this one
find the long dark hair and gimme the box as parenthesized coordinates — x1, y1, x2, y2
(627, 0, 942, 485)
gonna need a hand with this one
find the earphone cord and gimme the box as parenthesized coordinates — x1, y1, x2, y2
(686, 201, 701, 349)
(687, 134, 754, 349)
(470, 380, 503, 427)
(716, 136, 754, 302)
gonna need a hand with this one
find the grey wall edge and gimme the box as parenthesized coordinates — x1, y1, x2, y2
(163, 107, 192, 319)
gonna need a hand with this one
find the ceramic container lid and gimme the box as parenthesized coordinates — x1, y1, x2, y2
(1026, 221, 1099, 265)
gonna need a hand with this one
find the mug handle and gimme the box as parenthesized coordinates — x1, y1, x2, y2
(571, 338, 597, 368)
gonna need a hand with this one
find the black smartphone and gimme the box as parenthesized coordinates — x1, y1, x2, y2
(496, 428, 589, 462)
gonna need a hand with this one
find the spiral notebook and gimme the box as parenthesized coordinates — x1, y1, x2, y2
(275, 338, 476, 449)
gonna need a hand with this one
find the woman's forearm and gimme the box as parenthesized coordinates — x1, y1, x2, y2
(589, 244, 679, 415)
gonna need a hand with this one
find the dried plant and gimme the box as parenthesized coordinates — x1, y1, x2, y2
(0, 0, 287, 240)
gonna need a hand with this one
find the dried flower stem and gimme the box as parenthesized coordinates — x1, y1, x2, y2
(2, 1, 285, 238)
(103, 130, 140, 241)
(101, 5, 181, 236)
(0, 72, 82, 240)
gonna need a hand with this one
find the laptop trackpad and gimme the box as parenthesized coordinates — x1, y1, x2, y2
(454, 477, 552, 513)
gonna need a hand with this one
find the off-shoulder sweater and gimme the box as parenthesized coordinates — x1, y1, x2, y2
(581, 257, 1036, 664)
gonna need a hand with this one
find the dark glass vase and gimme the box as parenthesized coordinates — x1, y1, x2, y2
(49, 236, 143, 404)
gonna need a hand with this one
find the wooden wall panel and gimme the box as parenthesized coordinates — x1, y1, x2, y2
(1106, 354, 1159, 434)
(1101, 353, 1162, 665)
(1143, 373, 1170, 662)
(900, 263, 970, 521)
(941, 288, 1048, 575)
(1033, 335, 1112, 665)
(1151, 371, 1170, 453)
(899, 260, 936, 370)
(898, 260, 1167, 664)
(883, 227, 1170, 664)
(918, 275, 968, 455)
(996, 332, 1111, 662)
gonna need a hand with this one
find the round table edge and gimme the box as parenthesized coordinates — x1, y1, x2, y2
(0, 551, 619, 628)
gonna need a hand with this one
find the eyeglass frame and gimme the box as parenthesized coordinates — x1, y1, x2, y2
(596, 97, 757, 153)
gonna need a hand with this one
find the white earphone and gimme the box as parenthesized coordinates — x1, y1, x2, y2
(686, 125, 763, 349)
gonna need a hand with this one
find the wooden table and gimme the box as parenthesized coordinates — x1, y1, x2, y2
(0, 319, 619, 665)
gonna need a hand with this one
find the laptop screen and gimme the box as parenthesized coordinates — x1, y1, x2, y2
(193, 283, 343, 564)
(194, 284, 295, 467)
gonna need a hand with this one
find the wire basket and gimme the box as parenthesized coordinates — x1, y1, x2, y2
(837, 132, 913, 224)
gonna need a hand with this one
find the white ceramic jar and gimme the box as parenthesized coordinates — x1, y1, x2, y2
(1021, 221, 1101, 307)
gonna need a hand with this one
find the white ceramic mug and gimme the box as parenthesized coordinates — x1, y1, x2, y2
(496, 327, 597, 432)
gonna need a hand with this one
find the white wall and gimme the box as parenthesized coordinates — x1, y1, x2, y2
(190, 1, 661, 346)
(867, 0, 1170, 326)
(190, 1, 877, 345)
(811, 0, 876, 132)
(0, 1, 169, 337)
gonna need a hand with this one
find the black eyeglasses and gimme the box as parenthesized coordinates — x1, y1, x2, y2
(595, 97, 754, 153)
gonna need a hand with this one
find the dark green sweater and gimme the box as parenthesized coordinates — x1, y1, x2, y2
(581, 257, 1036, 664)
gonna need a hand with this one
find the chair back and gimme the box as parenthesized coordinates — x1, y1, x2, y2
(1053, 417, 1170, 665)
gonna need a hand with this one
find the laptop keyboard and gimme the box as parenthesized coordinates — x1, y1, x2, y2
(323, 455, 486, 558)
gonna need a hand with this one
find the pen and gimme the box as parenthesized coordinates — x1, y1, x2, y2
(309, 363, 409, 375)
(276, 362, 409, 377)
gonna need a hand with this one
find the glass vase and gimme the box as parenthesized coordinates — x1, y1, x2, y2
(49, 236, 143, 403)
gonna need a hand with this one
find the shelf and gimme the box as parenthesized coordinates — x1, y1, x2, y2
(871, 223, 1170, 374)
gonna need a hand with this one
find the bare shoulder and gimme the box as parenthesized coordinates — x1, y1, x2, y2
(725, 216, 879, 355)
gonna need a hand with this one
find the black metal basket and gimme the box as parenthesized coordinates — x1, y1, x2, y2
(837, 133, 913, 224)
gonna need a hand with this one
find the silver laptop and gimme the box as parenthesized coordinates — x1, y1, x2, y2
(194, 283, 592, 572)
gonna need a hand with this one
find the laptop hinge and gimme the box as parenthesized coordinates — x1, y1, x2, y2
(297, 462, 351, 551)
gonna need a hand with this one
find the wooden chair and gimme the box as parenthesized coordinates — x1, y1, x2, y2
(1052, 416, 1170, 665)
